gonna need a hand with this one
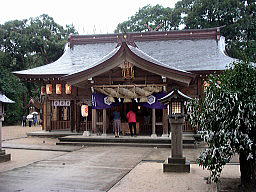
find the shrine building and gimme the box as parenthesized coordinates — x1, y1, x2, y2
(14, 27, 235, 137)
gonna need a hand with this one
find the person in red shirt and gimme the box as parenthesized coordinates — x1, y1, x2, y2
(126, 110, 136, 136)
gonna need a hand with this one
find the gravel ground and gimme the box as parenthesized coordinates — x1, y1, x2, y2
(109, 163, 241, 192)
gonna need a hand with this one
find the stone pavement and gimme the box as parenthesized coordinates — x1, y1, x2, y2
(2, 125, 42, 140)
(0, 125, 240, 192)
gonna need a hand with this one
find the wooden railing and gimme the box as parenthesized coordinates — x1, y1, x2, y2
(183, 121, 195, 132)
(50, 120, 196, 133)
(51, 121, 70, 131)
(79, 121, 92, 132)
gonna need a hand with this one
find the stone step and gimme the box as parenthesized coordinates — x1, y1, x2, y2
(56, 141, 197, 149)
(58, 136, 195, 144)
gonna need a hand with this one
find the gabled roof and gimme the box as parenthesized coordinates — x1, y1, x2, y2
(13, 27, 235, 81)
(158, 89, 192, 104)
(63, 42, 195, 86)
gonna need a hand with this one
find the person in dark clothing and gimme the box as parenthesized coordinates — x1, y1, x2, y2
(22, 115, 27, 127)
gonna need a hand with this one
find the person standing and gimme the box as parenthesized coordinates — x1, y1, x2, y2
(127, 109, 136, 136)
(22, 115, 27, 127)
(113, 108, 121, 138)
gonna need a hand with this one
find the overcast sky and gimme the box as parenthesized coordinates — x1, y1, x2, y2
(0, 0, 180, 34)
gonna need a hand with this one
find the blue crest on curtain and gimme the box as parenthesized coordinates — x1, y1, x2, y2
(140, 92, 167, 109)
(92, 92, 167, 109)
(92, 93, 121, 109)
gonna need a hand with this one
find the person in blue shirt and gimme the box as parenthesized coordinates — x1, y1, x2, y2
(113, 108, 121, 138)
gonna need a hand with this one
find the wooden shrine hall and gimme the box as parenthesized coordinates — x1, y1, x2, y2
(14, 27, 234, 137)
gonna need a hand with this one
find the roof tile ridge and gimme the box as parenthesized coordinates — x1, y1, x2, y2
(68, 27, 221, 45)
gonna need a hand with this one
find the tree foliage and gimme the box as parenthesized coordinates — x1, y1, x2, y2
(0, 14, 77, 125)
(188, 61, 256, 188)
(115, 4, 181, 33)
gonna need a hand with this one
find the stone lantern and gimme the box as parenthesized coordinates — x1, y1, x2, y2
(0, 92, 15, 162)
(159, 89, 191, 172)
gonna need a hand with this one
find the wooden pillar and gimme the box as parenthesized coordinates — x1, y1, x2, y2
(151, 108, 157, 138)
(43, 100, 47, 130)
(92, 109, 97, 134)
(46, 100, 51, 131)
(74, 100, 78, 132)
(102, 109, 107, 136)
(162, 108, 169, 137)
(70, 101, 75, 132)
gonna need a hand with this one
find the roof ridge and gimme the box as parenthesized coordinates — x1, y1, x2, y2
(69, 27, 220, 46)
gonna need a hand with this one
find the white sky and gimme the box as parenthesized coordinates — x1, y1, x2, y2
(0, 0, 180, 34)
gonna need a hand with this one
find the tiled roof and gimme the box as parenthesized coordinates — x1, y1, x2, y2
(13, 43, 117, 76)
(13, 28, 235, 78)
(128, 45, 189, 73)
(136, 38, 234, 71)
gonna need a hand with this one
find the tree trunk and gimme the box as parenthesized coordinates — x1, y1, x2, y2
(239, 151, 256, 190)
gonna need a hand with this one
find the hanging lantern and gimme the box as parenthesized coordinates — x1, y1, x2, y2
(203, 81, 210, 91)
(46, 84, 52, 94)
(56, 84, 62, 94)
(65, 84, 72, 94)
(41, 86, 46, 95)
(81, 104, 89, 117)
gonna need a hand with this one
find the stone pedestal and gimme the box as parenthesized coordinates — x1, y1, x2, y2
(163, 157, 190, 172)
(0, 150, 11, 163)
(82, 131, 90, 137)
(0, 118, 11, 163)
(163, 117, 190, 172)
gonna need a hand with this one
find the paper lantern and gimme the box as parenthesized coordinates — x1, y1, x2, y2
(56, 84, 62, 94)
(41, 86, 46, 95)
(81, 105, 89, 117)
(46, 84, 52, 94)
(203, 81, 210, 91)
(65, 84, 72, 94)
(171, 101, 182, 114)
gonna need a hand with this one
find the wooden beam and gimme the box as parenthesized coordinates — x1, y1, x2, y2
(93, 84, 165, 88)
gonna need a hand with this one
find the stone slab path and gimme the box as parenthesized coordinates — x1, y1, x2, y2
(0, 146, 152, 192)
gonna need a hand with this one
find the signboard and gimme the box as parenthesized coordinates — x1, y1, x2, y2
(53, 100, 71, 107)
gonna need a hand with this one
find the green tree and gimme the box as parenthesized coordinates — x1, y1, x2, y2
(189, 61, 256, 189)
(0, 14, 77, 125)
(115, 4, 181, 33)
